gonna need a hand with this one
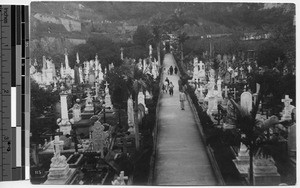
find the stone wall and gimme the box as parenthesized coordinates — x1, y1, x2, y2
(33, 13, 81, 32)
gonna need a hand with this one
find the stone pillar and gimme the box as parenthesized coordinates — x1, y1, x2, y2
(58, 93, 71, 135)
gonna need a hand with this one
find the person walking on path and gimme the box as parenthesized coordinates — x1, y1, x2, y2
(179, 90, 186, 110)
(174, 66, 178, 74)
(165, 77, 170, 85)
(169, 82, 174, 96)
(170, 66, 173, 75)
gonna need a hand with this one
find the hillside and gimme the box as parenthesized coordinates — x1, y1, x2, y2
(30, 2, 295, 61)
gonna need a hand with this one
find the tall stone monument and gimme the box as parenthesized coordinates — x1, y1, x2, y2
(57, 90, 72, 135)
(127, 96, 135, 133)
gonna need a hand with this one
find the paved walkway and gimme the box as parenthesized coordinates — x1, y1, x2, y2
(153, 54, 217, 185)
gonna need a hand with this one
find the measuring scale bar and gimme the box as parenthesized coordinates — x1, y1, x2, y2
(0, 5, 29, 181)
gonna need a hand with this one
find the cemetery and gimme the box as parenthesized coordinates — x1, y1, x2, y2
(30, 2, 296, 186)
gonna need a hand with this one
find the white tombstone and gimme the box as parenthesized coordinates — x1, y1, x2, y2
(44, 135, 71, 184)
(127, 96, 135, 133)
(112, 171, 128, 185)
(72, 99, 81, 122)
(149, 44, 153, 57)
(192, 57, 199, 80)
(91, 121, 109, 157)
(217, 78, 223, 98)
(84, 90, 94, 112)
(281, 95, 295, 121)
(104, 82, 113, 110)
(240, 91, 253, 113)
(205, 79, 215, 100)
(198, 61, 206, 80)
(247, 65, 252, 73)
(138, 91, 148, 114)
(223, 86, 229, 98)
(58, 92, 71, 135)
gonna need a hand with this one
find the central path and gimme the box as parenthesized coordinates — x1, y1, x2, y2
(153, 54, 218, 185)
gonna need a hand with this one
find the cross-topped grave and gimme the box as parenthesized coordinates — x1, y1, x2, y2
(111, 171, 128, 185)
(223, 86, 229, 98)
(281, 95, 295, 121)
(105, 81, 109, 94)
(91, 121, 109, 157)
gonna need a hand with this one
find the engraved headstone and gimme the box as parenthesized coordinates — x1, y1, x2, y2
(91, 121, 109, 157)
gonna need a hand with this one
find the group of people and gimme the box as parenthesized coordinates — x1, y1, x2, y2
(168, 65, 178, 75)
(164, 66, 178, 75)
(162, 75, 187, 110)
(162, 77, 174, 96)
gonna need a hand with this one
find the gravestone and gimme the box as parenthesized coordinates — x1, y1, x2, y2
(84, 90, 94, 112)
(138, 91, 148, 114)
(198, 61, 206, 81)
(240, 92, 252, 113)
(232, 142, 250, 177)
(192, 57, 199, 81)
(72, 99, 81, 122)
(104, 81, 113, 110)
(58, 92, 72, 135)
(91, 121, 109, 157)
(253, 156, 281, 185)
(280, 95, 295, 121)
(44, 136, 76, 184)
(111, 171, 128, 185)
(217, 78, 223, 98)
(127, 96, 135, 133)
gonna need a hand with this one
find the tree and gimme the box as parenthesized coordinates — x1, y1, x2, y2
(69, 35, 120, 68)
(230, 95, 261, 185)
(133, 25, 153, 47)
(31, 79, 60, 116)
(165, 9, 198, 66)
(149, 13, 168, 67)
(107, 63, 153, 150)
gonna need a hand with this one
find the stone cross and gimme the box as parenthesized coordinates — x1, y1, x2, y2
(281, 95, 295, 121)
(223, 86, 229, 98)
(282, 95, 292, 107)
(112, 171, 128, 185)
(247, 65, 252, 73)
(119, 171, 128, 184)
(105, 81, 109, 94)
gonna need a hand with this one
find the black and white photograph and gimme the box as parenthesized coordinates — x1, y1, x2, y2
(29, 1, 296, 185)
